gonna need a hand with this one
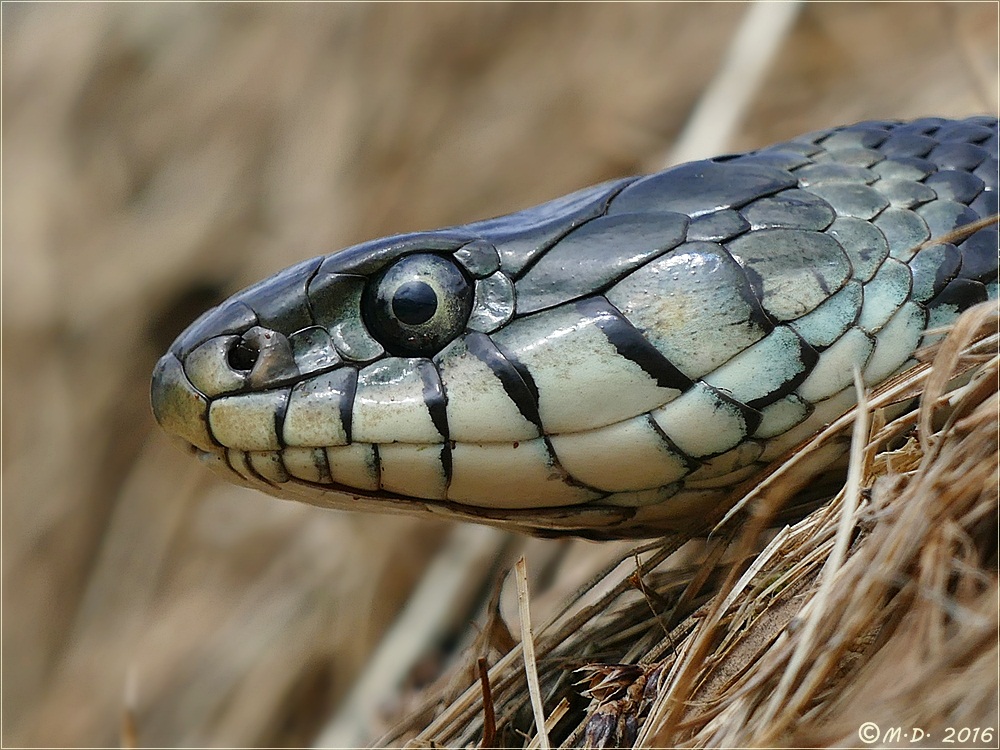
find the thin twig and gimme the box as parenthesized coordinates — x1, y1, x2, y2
(477, 658, 496, 749)
(515, 557, 551, 750)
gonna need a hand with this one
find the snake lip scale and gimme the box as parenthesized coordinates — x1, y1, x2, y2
(151, 116, 999, 539)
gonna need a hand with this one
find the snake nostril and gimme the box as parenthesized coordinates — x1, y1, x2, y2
(227, 338, 260, 372)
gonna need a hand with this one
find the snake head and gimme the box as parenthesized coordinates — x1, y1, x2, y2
(148, 170, 844, 536)
(150, 179, 709, 536)
(150, 229, 538, 517)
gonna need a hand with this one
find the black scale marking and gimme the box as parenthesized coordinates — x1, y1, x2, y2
(464, 331, 543, 430)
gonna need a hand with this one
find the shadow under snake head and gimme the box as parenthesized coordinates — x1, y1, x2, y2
(152, 116, 999, 538)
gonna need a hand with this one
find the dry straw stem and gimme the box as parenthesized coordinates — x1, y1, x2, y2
(516, 557, 552, 750)
(376, 302, 998, 748)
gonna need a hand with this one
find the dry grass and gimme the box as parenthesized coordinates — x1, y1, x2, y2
(3, 4, 997, 747)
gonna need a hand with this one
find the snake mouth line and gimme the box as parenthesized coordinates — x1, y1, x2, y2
(191, 412, 771, 506)
(192, 444, 650, 534)
(190, 442, 752, 539)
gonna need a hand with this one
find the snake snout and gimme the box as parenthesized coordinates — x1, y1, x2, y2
(150, 352, 215, 452)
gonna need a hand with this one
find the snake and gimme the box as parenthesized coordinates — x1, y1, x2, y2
(151, 116, 999, 539)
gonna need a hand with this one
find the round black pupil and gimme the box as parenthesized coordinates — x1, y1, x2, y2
(392, 280, 437, 325)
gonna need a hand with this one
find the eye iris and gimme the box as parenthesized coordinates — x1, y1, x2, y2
(392, 281, 438, 325)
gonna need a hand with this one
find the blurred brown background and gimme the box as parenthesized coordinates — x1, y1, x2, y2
(3, 3, 996, 747)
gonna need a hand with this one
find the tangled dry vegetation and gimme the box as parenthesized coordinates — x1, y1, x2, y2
(373, 304, 999, 749)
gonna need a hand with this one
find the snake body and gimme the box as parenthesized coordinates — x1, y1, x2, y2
(152, 117, 999, 538)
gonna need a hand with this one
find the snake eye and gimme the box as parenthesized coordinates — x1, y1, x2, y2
(362, 253, 474, 356)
